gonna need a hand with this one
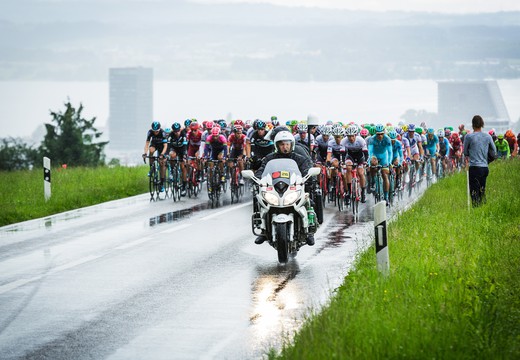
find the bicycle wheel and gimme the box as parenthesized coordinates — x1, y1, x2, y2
(351, 178, 359, 215)
(337, 177, 344, 212)
(408, 166, 415, 197)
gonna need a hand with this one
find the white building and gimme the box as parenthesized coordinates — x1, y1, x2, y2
(108, 67, 153, 163)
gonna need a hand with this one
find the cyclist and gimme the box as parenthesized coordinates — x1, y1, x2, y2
(186, 120, 204, 181)
(449, 131, 463, 171)
(495, 134, 510, 159)
(294, 123, 315, 157)
(437, 129, 450, 175)
(368, 124, 393, 204)
(271, 116, 280, 127)
(341, 125, 368, 203)
(315, 125, 332, 164)
(205, 126, 228, 194)
(254, 130, 314, 246)
(143, 121, 168, 192)
(168, 122, 188, 196)
(389, 130, 404, 193)
(403, 124, 424, 183)
(326, 126, 347, 199)
(246, 120, 274, 171)
(228, 124, 247, 185)
(424, 127, 440, 178)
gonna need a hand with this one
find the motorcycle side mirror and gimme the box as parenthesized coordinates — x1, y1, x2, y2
(303, 167, 321, 182)
(242, 170, 261, 185)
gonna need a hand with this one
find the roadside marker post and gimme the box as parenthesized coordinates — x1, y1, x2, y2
(44, 157, 51, 201)
(374, 201, 389, 276)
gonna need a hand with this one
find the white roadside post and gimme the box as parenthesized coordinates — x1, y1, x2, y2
(374, 201, 389, 275)
(44, 157, 51, 201)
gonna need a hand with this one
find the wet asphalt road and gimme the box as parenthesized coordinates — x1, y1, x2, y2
(0, 184, 421, 359)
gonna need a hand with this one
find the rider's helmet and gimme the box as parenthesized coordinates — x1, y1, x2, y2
(271, 116, 279, 126)
(184, 119, 192, 128)
(407, 124, 416, 132)
(345, 125, 359, 136)
(325, 120, 334, 125)
(427, 127, 435, 135)
(360, 128, 369, 137)
(151, 121, 161, 131)
(488, 129, 496, 136)
(205, 121, 214, 130)
(296, 123, 307, 133)
(164, 127, 171, 135)
(332, 126, 344, 137)
(415, 127, 423, 135)
(437, 129, 444, 138)
(388, 130, 397, 139)
(444, 128, 452, 137)
(497, 133, 504, 140)
(171, 122, 181, 132)
(274, 131, 295, 154)
(450, 132, 459, 141)
(256, 120, 267, 130)
(375, 124, 385, 134)
(218, 120, 227, 129)
(190, 121, 200, 131)
(211, 127, 220, 136)
(234, 119, 244, 127)
(233, 124, 243, 132)
(368, 126, 376, 136)
(322, 125, 333, 136)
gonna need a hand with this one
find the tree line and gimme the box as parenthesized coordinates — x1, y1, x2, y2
(0, 101, 108, 171)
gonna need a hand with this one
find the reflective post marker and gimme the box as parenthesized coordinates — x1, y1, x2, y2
(44, 157, 51, 201)
(374, 201, 389, 275)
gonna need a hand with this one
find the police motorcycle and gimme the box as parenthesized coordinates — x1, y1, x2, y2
(242, 159, 320, 263)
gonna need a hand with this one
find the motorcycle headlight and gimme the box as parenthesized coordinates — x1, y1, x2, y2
(283, 191, 300, 205)
(262, 191, 279, 206)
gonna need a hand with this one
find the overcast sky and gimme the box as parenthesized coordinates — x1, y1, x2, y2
(194, 0, 520, 13)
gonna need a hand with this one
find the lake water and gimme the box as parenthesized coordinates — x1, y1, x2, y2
(1, 79, 519, 139)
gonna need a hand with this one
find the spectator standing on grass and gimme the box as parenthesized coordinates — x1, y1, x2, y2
(463, 115, 497, 207)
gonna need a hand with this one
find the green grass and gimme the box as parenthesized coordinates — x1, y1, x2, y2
(272, 159, 520, 359)
(0, 166, 149, 227)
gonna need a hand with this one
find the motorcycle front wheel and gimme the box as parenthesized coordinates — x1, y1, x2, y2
(275, 222, 290, 264)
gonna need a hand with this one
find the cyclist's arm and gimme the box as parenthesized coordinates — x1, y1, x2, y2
(144, 140, 150, 155)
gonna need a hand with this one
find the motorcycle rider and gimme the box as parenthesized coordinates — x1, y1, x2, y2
(254, 130, 315, 246)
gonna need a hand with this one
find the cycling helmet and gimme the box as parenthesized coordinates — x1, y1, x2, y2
(211, 127, 220, 136)
(360, 128, 369, 137)
(407, 124, 415, 131)
(332, 126, 344, 137)
(233, 124, 243, 132)
(190, 121, 199, 131)
(171, 122, 181, 132)
(415, 127, 423, 134)
(322, 125, 333, 136)
(272, 118, 279, 126)
(345, 126, 359, 136)
(296, 123, 308, 133)
(445, 129, 452, 137)
(388, 130, 397, 139)
(375, 124, 385, 134)
(205, 121, 214, 130)
(256, 120, 266, 130)
(164, 127, 171, 134)
(450, 132, 459, 140)
(274, 131, 295, 153)
(234, 119, 244, 127)
(497, 134, 504, 139)
(368, 126, 376, 136)
(488, 129, 496, 136)
(395, 127, 403, 135)
(427, 127, 435, 134)
(218, 120, 227, 129)
(184, 119, 192, 128)
(437, 129, 444, 138)
(326, 120, 334, 125)
(151, 121, 161, 131)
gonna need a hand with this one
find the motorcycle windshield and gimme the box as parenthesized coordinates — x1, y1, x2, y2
(261, 158, 301, 183)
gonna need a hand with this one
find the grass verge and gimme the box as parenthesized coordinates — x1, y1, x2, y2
(272, 159, 520, 359)
(0, 166, 148, 227)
